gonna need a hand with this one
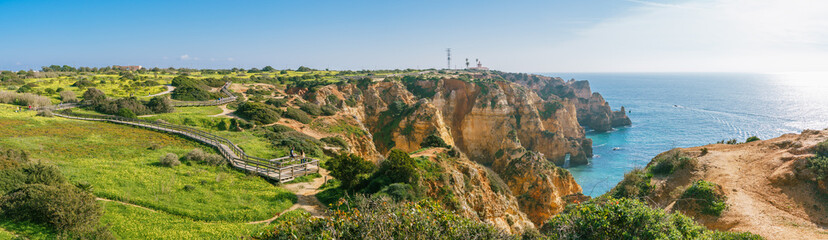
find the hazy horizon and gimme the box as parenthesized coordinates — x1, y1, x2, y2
(3, 0, 827, 73)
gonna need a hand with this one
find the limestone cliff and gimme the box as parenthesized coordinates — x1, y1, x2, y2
(299, 73, 625, 229)
(497, 72, 631, 132)
(412, 148, 535, 234)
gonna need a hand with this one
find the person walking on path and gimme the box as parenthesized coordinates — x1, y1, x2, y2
(290, 147, 295, 159)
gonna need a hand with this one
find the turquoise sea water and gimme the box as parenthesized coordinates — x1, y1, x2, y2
(540, 72, 828, 196)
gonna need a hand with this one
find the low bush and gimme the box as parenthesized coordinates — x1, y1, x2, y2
(814, 140, 828, 157)
(541, 198, 760, 240)
(321, 136, 349, 149)
(607, 168, 652, 200)
(678, 180, 728, 216)
(745, 136, 760, 143)
(296, 102, 322, 116)
(236, 102, 281, 124)
(258, 127, 324, 156)
(59, 90, 77, 103)
(378, 149, 418, 185)
(0, 91, 52, 107)
(71, 79, 96, 88)
(648, 149, 695, 175)
(283, 107, 312, 124)
(326, 153, 375, 189)
(159, 153, 180, 167)
(265, 98, 288, 108)
(171, 85, 212, 101)
(36, 109, 54, 117)
(257, 196, 509, 240)
(807, 156, 828, 180)
(146, 96, 175, 113)
(375, 183, 416, 201)
(0, 184, 112, 239)
(420, 134, 449, 148)
(321, 104, 338, 116)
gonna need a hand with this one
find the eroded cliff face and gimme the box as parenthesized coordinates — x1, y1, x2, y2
(500, 73, 631, 132)
(301, 74, 619, 229)
(498, 148, 582, 225)
(413, 149, 535, 234)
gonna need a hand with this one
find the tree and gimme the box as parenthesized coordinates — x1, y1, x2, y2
(420, 134, 449, 148)
(379, 149, 418, 184)
(82, 88, 106, 104)
(262, 66, 275, 72)
(146, 96, 174, 113)
(327, 153, 375, 189)
(116, 108, 136, 118)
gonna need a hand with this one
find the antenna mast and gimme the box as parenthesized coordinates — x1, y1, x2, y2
(446, 48, 451, 69)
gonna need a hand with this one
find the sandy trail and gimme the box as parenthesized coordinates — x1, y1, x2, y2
(145, 85, 175, 97)
(673, 131, 828, 240)
(96, 197, 156, 212)
(248, 168, 330, 224)
(210, 104, 238, 118)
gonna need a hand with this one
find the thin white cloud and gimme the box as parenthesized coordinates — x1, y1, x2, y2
(537, 0, 828, 72)
(227, 57, 235, 61)
(179, 54, 190, 60)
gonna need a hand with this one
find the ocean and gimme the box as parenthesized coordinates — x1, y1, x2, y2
(540, 72, 828, 197)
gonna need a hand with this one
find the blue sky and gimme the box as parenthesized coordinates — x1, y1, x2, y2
(2, 0, 827, 72)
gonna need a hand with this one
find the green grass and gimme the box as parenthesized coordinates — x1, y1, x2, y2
(22, 75, 169, 102)
(0, 219, 53, 240)
(285, 173, 322, 184)
(0, 105, 295, 223)
(100, 201, 265, 239)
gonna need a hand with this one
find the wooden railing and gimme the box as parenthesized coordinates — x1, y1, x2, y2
(35, 81, 318, 182)
(54, 110, 319, 182)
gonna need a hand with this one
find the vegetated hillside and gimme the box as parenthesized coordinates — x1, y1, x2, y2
(289, 72, 629, 227)
(609, 130, 828, 240)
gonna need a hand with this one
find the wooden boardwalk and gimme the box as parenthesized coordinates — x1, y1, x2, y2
(54, 112, 319, 182)
(40, 81, 318, 182)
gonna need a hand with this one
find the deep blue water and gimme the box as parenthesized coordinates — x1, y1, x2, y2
(540, 72, 828, 196)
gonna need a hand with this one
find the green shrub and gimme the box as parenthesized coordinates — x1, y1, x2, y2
(146, 96, 175, 113)
(259, 127, 324, 157)
(116, 108, 137, 118)
(296, 102, 322, 116)
(321, 104, 338, 116)
(236, 102, 281, 124)
(700, 147, 709, 156)
(265, 98, 288, 108)
(171, 85, 212, 101)
(648, 149, 695, 175)
(21, 163, 66, 186)
(0, 184, 112, 239)
(284, 107, 312, 124)
(807, 156, 828, 180)
(159, 153, 180, 167)
(257, 196, 509, 240)
(0, 169, 25, 194)
(679, 180, 728, 216)
(321, 136, 349, 149)
(375, 183, 416, 201)
(326, 153, 375, 189)
(815, 140, 828, 157)
(379, 149, 418, 185)
(607, 168, 652, 200)
(745, 136, 760, 143)
(541, 198, 760, 240)
(539, 101, 564, 119)
(420, 134, 449, 148)
(59, 90, 77, 103)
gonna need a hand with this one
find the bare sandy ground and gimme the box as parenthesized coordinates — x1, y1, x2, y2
(658, 130, 828, 240)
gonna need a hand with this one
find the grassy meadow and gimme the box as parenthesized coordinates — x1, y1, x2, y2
(0, 104, 292, 238)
